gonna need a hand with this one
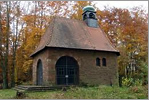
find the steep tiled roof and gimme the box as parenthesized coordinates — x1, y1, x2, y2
(31, 17, 119, 57)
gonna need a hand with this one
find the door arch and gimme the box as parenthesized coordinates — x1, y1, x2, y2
(37, 59, 43, 85)
(55, 56, 79, 85)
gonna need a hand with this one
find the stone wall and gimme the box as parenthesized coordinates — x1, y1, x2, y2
(32, 49, 49, 85)
(32, 47, 118, 86)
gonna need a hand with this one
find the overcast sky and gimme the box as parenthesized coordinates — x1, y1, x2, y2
(94, 1, 148, 13)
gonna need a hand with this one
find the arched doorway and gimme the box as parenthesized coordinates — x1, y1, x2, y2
(56, 56, 79, 85)
(37, 59, 43, 85)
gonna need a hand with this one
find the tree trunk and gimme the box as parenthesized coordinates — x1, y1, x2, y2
(3, 1, 10, 89)
(11, 3, 20, 87)
(0, 3, 3, 56)
(0, 1, 9, 89)
(119, 75, 123, 87)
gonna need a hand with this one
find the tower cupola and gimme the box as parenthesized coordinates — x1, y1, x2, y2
(82, 6, 98, 28)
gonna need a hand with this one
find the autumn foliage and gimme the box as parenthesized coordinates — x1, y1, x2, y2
(0, 1, 148, 88)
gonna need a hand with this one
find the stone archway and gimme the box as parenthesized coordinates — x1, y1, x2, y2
(55, 56, 79, 85)
(36, 59, 43, 85)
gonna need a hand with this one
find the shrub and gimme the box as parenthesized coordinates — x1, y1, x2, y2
(122, 77, 143, 87)
(122, 77, 133, 87)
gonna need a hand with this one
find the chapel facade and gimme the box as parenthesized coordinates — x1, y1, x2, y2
(31, 6, 120, 86)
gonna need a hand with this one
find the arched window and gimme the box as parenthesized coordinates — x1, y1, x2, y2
(96, 58, 100, 66)
(102, 58, 106, 66)
(89, 13, 95, 19)
(83, 14, 87, 20)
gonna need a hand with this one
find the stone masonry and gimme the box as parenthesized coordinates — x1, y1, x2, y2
(32, 47, 119, 86)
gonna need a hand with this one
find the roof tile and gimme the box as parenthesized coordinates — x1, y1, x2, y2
(31, 17, 119, 57)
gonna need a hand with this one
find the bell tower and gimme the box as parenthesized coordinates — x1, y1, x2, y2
(82, 6, 98, 28)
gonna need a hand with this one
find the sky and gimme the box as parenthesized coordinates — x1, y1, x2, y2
(94, 1, 148, 13)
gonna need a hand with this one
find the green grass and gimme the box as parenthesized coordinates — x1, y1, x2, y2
(0, 89, 16, 99)
(0, 85, 148, 99)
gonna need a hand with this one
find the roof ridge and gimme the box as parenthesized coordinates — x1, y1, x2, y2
(54, 16, 85, 23)
(30, 17, 56, 57)
(46, 17, 56, 46)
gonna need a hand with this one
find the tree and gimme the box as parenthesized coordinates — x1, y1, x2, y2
(70, 1, 93, 20)
(0, 1, 147, 87)
(10, 1, 22, 87)
(96, 6, 148, 86)
(0, 1, 4, 86)
(0, 1, 11, 89)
